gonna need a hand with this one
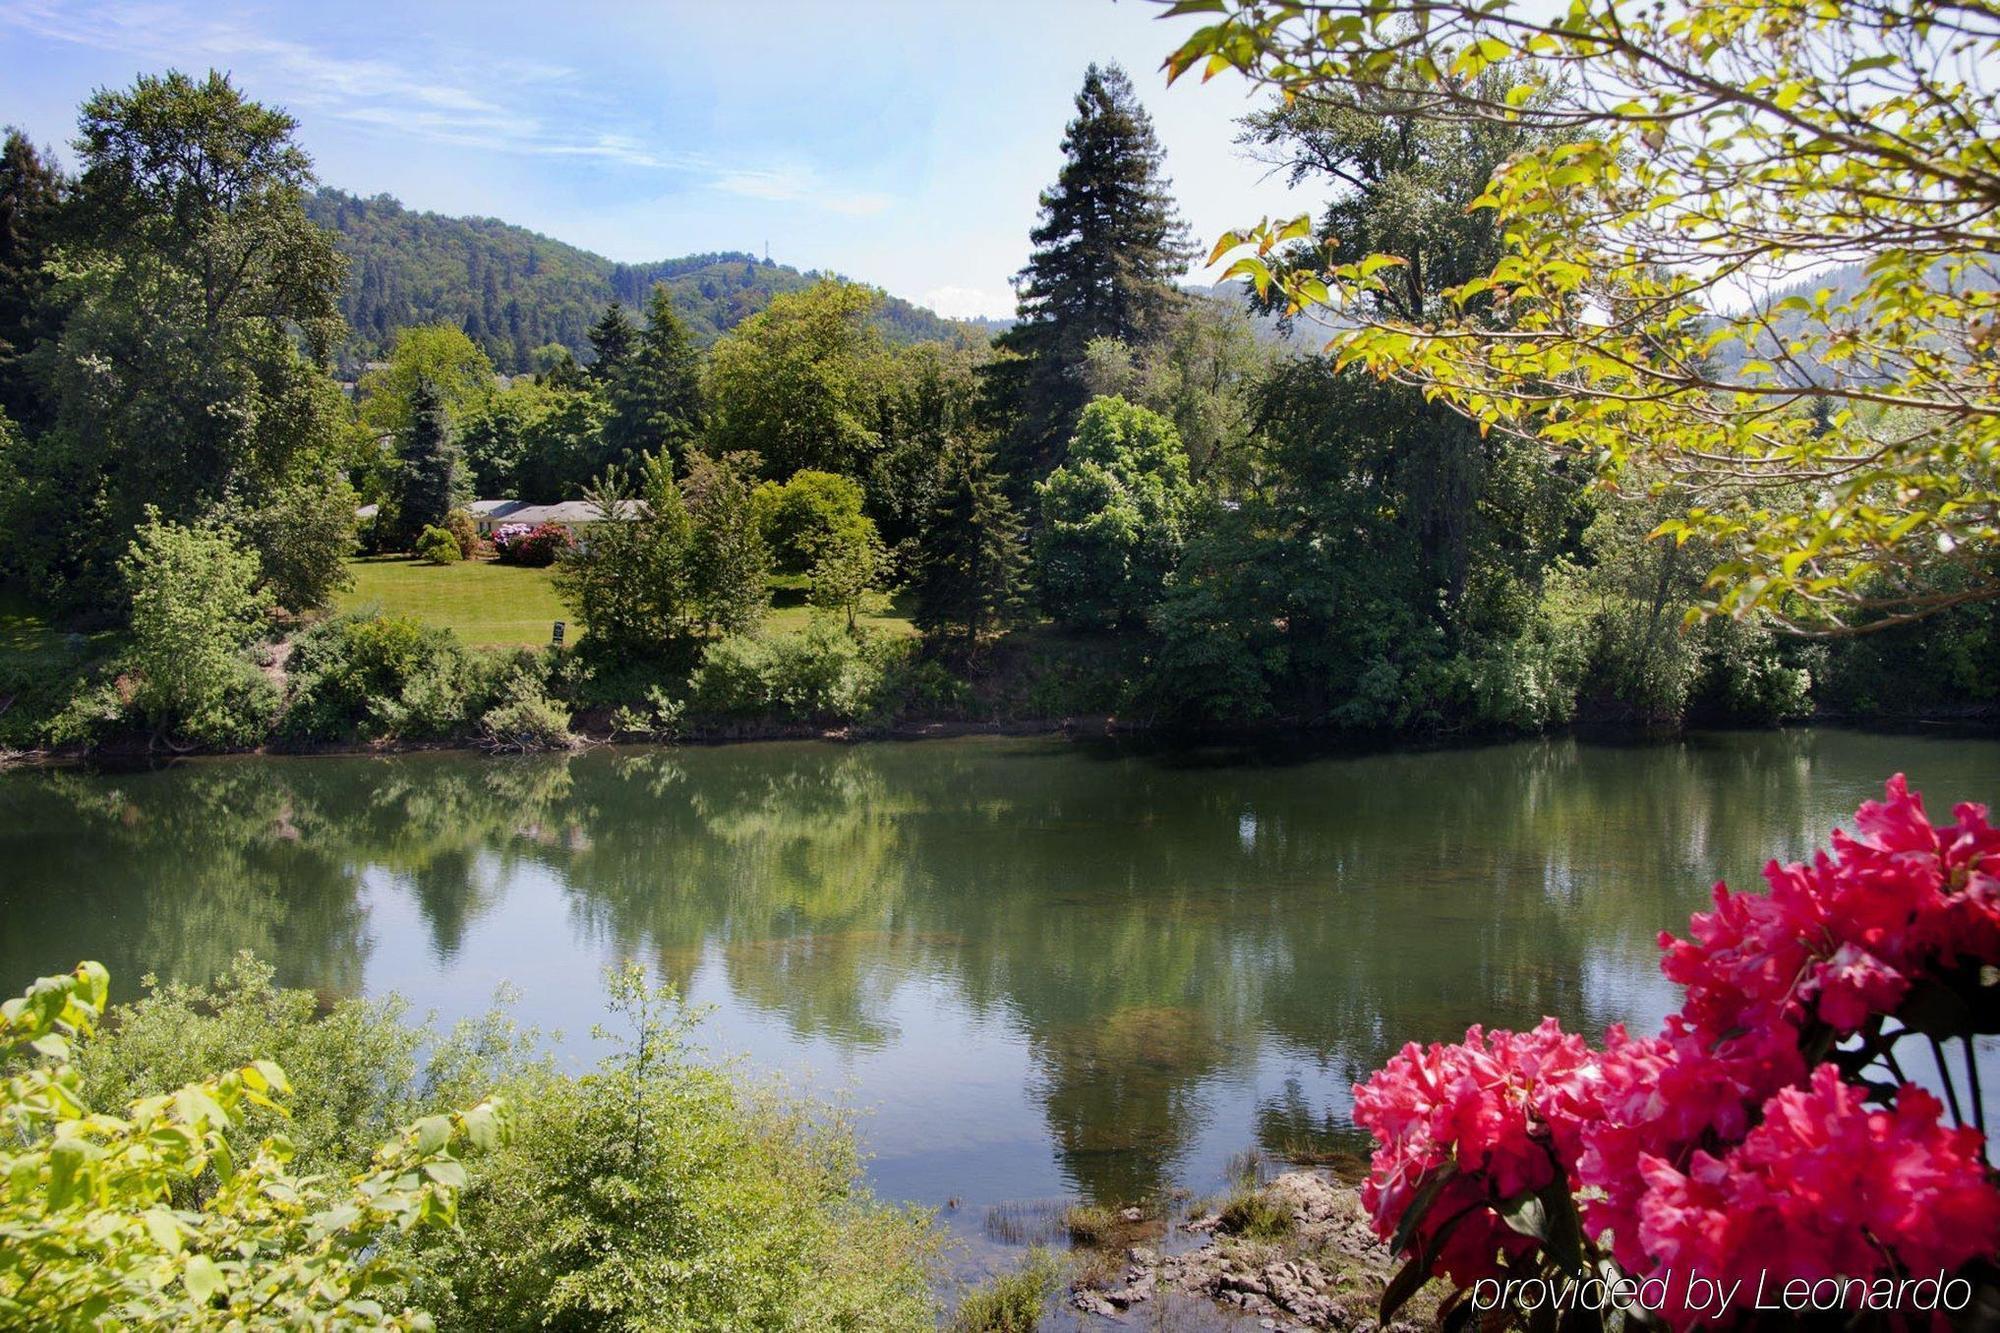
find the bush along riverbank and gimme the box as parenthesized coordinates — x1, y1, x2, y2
(2, 955, 946, 1330)
(4, 598, 1995, 765)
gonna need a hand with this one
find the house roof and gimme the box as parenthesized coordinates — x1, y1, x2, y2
(352, 499, 642, 524)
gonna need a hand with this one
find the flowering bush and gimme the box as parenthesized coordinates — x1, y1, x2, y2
(491, 522, 572, 567)
(1358, 776, 2000, 1329)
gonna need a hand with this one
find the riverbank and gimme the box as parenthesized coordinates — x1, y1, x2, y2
(5, 706, 1997, 772)
(1046, 1170, 1433, 1331)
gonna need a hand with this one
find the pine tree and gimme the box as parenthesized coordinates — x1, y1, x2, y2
(396, 376, 463, 546)
(587, 300, 637, 379)
(0, 128, 66, 428)
(913, 438, 1024, 656)
(604, 284, 704, 469)
(992, 64, 1196, 480)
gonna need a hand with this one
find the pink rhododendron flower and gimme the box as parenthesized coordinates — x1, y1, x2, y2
(1661, 775, 2000, 1040)
(1358, 776, 2000, 1315)
(1632, 1068, 2000, 1328)
(1354, 1019, 1599, 1282)
(1576, 1018, 1804, 1271)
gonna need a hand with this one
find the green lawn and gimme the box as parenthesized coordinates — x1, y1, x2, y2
(0, 591, 119, 677)
(337, 557, 573, 648)
(336, 558, 916, 647)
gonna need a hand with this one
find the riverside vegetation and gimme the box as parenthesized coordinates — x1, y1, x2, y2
(2, 50, 1993, 757)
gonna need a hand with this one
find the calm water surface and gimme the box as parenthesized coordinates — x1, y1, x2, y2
(4, 728, 1994, 1215)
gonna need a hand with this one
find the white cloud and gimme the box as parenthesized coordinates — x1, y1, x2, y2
(0, 0, 894, 220)
(712, 168, 891, 217)
(922, 285, 1013, 320)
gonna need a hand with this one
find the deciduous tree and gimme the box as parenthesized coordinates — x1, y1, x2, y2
(1174, 0, 2000, 631)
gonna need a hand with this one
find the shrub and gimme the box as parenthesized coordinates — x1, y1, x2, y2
(610, 685, 685, 739)
(73, 952, 524, 1181)
(407, 964, 945, 1331)
(950, 1248, 1061, 1332)
(414, 524, 461, 564)
(691, 618, 886, 723)
(283, 612, 483, 740)
(444, 508, 480, 559)
(121, 510, 276, 745)
(1356, 775, 2000, 1330)
(479, 677, 576, 752)
(47, 954, 945, 1331)
(550, 458, 699, 662)
(0, 961, 501, 1329)
(491, 522, 570, 567)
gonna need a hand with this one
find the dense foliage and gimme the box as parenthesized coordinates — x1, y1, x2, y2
(0, 961, 499, 1329)
(1354, 776, 2000, 1329)
(17, 955, 944, 1331)
(1177, 0, 2000, 632)
(2, 36, 1995, 754)
(306, 188, 979, 374)
(0, 73, 354, 614)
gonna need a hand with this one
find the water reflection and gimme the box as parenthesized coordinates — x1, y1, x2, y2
(2, 728, 1992, 1207)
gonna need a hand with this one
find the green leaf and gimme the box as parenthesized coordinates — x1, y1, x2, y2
(461, 1103, 501, 1152)
(1380, 1255, 1429, 1322)
(413, 1115, 452, 1156)
(142, 1208, 184, 1253)
(1499, 1189, 1549, 1241)
(423, 1159, 468, 1189)
(183, 1254, 223, 1304)
(46, 1137, 88, 1210)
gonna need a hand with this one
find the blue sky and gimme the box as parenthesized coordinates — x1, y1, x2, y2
(0, 1, 1303, 319)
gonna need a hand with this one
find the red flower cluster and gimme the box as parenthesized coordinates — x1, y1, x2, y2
(1353, 1019, 1597, 1283)
(1353, 776, 2000, 1327)
(1635, 1068, 2000, 1302)
(1577, 1017, 1803, 1269)
(1662, 775, 2000, 1039)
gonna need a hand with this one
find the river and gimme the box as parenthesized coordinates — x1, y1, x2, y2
(3, 727, 1993, 1221)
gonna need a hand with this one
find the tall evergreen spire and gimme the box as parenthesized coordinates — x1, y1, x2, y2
(992, 63, 1196, 479)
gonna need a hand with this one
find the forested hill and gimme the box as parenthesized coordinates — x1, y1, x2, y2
(305, 188, 980, 373)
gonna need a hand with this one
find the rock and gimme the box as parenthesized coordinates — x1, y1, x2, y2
(1127, 1245, 1159, 1267)
(1071, 1289, 1124, 1319)
(1119, 1206, 1145, 1222)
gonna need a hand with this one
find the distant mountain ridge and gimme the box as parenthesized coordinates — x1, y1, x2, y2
(305, 188, 983, 374)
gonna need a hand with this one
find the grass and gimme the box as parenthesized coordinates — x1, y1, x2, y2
(337, 557, 917, 648)
(1215, 1180, 1295, 1242)
(949, 1248, 1061, 1333)
(336, 556, 573, 648)
(0, 591, 121, 747)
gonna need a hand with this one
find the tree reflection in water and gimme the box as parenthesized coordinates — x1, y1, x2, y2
(2, 728, 1990, 1206)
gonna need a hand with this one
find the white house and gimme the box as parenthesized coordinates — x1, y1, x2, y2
(356, 499, 641, 536)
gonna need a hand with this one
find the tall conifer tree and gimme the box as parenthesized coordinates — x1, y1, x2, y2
(991, 63, 1195, 480)
(603, 284, 703, 469)
(587, 300, 637, 378)
(396, 376, 463, 545)
(913, 438, 1024, 656)
(0, 128, 64, 428)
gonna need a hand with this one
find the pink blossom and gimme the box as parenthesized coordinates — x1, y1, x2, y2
(1632, 1068, 2000, 1327)
(1353, 1019, 1599, 1282)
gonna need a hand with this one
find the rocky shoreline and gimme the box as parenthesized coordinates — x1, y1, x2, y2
(1063, 1173, 1433, 1332)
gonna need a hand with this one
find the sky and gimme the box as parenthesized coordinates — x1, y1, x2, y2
(0, 0, 1306, 320)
